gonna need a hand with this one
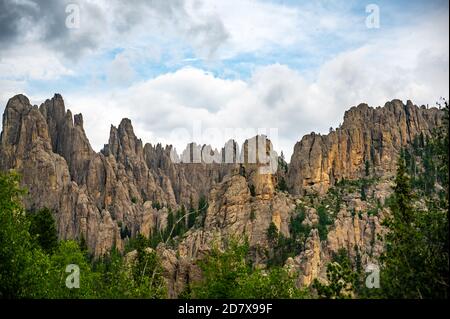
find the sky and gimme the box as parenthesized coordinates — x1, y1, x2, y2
(0, 0, 448, 160)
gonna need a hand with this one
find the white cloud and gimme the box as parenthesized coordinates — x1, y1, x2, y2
(0, 1, 448, 163)
(0, 44, 74, 80)
(315, 11, 449, 118)
(61, 13, 448, 161)
(106, 53, 136, 86)
(0, 79, 27, 112)
(197, 0, 300, 58)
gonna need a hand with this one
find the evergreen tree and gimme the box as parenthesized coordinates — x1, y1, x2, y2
(197, 196, 208, 227)
(165, 209, 175, 240)
(188, 196, 196, 228)
(0, 171, 171, 299)
(0, 171, 36, 298)
(175, 206, 187, 237)
(365, 160, 370, 177)
(277, 177, 289, 192)
(266, 222, 279, 246)
(312, 249, 357, 299)
(379, 155, 448, 298)
(360, 185, 367, 201)
(317, 206, 332, 241)
(189, 239, 308, 299)
(28, 208, 58, 253)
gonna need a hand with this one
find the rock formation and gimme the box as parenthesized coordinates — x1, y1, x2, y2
(288, 100, 442, 195)
(0, 94, 276, 255)
(0, 94, 443, 296)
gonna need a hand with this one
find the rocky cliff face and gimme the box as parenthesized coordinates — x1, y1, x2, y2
(157, 173, 296, 297)
(148, 100, 442, 296)
(0, 94, 233, 255)
(0, 94, 273, 256)
(288, 100, 442, 195)
(156, 171, 392, 296)
(0, 94, 122, 255)
(0, 94, 443, 296)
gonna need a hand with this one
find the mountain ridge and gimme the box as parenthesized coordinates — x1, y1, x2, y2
(0, 93, 444, 295)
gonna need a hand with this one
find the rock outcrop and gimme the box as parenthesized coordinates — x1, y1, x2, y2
(0, 94, 122, 255)
(0, 94, 443, 297)
(0, 94, 278, 256)
(0, 94, 221, 254)
(288, 100, 442, 195)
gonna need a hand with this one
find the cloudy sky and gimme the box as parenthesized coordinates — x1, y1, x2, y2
(0, 0, 448, 160)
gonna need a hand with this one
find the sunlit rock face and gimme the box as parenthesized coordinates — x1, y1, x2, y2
(287, 100, 442, 195)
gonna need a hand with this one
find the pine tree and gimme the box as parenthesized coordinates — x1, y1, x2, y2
(165, 209, 175, 240)
(197, 196, 208, 227)
(28, 208, 58, 253)
(188, 196, 196, 228)
(312, 249, 357, 299)
(365, 160, 370, 177)
(379, 154, 448, 298)
(392, 154, 413, 223)
(266, 222, 279, 246)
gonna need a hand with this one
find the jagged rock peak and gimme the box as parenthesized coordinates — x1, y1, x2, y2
(4, 93, 32, 110)
(74, 113, 83, 127)
(103, 118, 144, 160)
(118, 117, 134, 131)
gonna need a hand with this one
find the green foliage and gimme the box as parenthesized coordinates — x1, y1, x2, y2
(312, 249, 357, 299)
(197, 196, 208, 227)
(276, 177, 289, 192)
(392, 154, 413, 221)
(129, 203, 198, 252)
(278, 151, 288, 174)
(366, 206, 379, 217)
(151, 201, 162, 210)
(317, 206, 332, 241)
(360, 180, 367, 201)
(120, 224, 131, 240)
(188, 196, 196, 228)
(190, 239, 250, 298)
(0, 171, 37, 298)
(331, 248, 351, 265)
(378, 153, 449, 298)
(249, 184, 256, 197)
(166, 209, 175, 236)
(407, 101, 448, 204)
(289, 207, 311, 244)
(46, 240, 100, 298)
(96, 240, 167, 298)
(92, 248, 130, 298)
(129, 236, 167, 298)
(250, 209, 256, 222)
(265, 208, 311, 268)
(237, 267, 307, 299)
(266, 222, 279, 246)
(335, 177, 377, 194)
(0, 171, 167, 299)
(365, 160, 370, 177)
(188, 239, 308, 299)
(324, 184, 343, 215)
(174, 205, 187, 237)
(380, 101, 450, 294)
(27, 208, 58, 253)
(433, 99, 449, 201)
(326, 176, 378, 219)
